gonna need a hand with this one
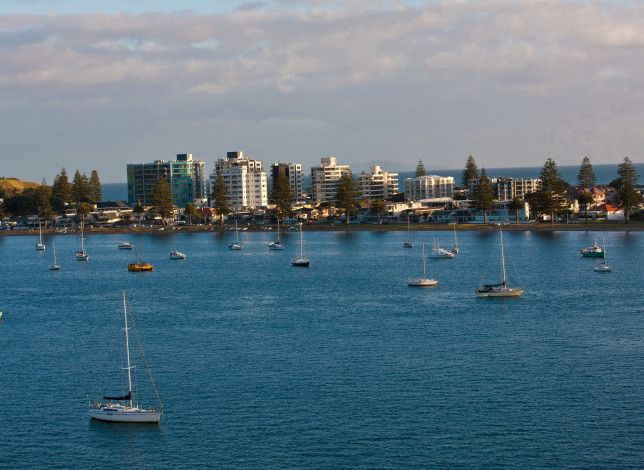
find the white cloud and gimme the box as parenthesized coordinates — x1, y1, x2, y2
(1, 1, 643, 182)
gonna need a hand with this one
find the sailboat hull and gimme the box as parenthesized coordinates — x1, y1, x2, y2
(408, 278, 438, 287)
(475, 287, 524, 297)
(127, 262, 153, 272)
(89, 406, 161, 423)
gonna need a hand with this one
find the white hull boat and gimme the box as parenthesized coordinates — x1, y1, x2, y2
(36, 222, 45, 251)
(291, 223, 310, 267)
(593, 237, 613, 272)
(229, 220, 242, 250)
(408, 242, 437, 287)
(118, 242, 134, 250)
(476, 230, 524, 297)
(48, 242, 60, 270)
(428, 241, 454, 258)
(89, 292, 162, 424)
(89, 405, 162, 423)
(269, 219, 285, 250)
(76, 219, 88, 261)
(170, 250, 186, 259)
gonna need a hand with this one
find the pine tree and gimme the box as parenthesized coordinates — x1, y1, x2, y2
(150, 177, 174, 226)
(415, 160, 426, 177)
(539, 158, 568, 223)
(88, 170, 103, 203)
(36, 179, 53, 222)
(474, 168, 495, 224)
(210, 171, 231, 226)
(270, 174, 294, 219)
(577, 156, 596, 188)
(76, 201, 91, 227)
(461, 155, 479, 188)
(616, 157, 640, 222)
(335, 170, 361, 224)
(577, 190, 594, 223)
(509, 196, 524, 224)
(51, 168, 72, 211)
(72, 170, 91, 203)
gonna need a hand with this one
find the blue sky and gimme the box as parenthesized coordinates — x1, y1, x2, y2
(2, 0, 642, 183)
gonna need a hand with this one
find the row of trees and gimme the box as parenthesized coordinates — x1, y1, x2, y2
(462, 155, 640, 223)
(205, 170, 366, 226)
(0, 168, 103, 220)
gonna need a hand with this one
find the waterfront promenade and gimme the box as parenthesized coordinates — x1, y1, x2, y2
(2, 220, 643, 237)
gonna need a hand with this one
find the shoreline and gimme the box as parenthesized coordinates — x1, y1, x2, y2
(2, 221, 643, 236)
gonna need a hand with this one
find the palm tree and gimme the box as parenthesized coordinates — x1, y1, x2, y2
(371, 199, 387, 224)
(133, 201, 144, 227)
(183, 203, 196, 226)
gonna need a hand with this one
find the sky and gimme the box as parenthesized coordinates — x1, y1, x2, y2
(1, 0, 643, 183)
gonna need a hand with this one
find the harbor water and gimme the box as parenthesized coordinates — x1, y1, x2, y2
(0, 229, 642, 468)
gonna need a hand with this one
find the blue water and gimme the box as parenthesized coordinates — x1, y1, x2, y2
(102, 163, 643, 201)
(1, 230, 643, 468)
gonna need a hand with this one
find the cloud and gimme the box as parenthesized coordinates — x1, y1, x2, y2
(1, 1, 643, 182)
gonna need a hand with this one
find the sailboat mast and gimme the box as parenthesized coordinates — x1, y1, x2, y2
(53, 242, 57, 264)
(123, 292, 133, 408)
(500, 230, 507, 284)
(300, 224, 304, 258)
(422, 242, 426, 278)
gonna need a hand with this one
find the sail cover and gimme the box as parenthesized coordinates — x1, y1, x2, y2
(103, 391, 131, 401)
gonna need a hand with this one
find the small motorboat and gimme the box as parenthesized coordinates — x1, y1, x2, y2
(170, 250, 186, 259)
(118, 242, 134, 250)
(581, 239, 604, 258)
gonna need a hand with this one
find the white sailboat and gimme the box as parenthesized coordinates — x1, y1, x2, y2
(269, 218, 285, 250)
(48, 242, 60, 271)
(476, 230, 524, 297)
(291, 223, 310, 266)
(594, 237, 613, 272)
(229, 219, 242, 250)
(36, 221, 45, 251)
(451, 223, 459, 254)
(408, 242, 438, 287)
(403, 215, 413, 248)
(76, 218, 88, 261)
(427, 239, 455, 258)
(89, 292, 162, 423)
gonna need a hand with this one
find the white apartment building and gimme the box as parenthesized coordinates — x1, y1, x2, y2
(357, 165, 399, 200)
(209, 151, 268, 211)
(310, 157, 351, 204)
(468, 177, 542, 201)
(270, 162, 304, 203)
(403, 175, 455, 201)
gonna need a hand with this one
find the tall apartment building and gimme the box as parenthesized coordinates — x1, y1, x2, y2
(310, 157, 351, 204)
(357, 165, 399, 200)
(468, 177, 542, 201)
(127, 153, 207, 207)
(403, 175, 455, 201)
(270, 162, 304, 203)
(209, 151, 268, 211)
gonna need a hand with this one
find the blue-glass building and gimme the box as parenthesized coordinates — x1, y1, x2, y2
(127, 154, 207, 207)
